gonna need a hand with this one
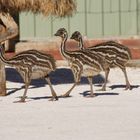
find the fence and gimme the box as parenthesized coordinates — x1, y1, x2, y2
(19, 0, 140, 40)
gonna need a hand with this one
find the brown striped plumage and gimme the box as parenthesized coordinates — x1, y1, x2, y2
(71, 31, 132, 90)
(0, 45, 58, 102)
(55, 28, 106, 97)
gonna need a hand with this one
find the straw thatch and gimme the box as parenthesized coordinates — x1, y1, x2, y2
(0, 0, 77, 17)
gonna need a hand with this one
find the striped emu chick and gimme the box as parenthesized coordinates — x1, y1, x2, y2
(0, 45, 58, 102)
(55, 28, 107, 97)
(71, 31, 132, 90)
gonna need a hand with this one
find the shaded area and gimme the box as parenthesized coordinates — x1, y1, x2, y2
(28, 95, 72, 101)
(14, 91, 119, 102)
(6, 67, 140, 97)
(10, 95, 73, 103)
(6, 67, 105, 85)
(109, 84, 140, 90)
(6, 86, 24, 96)
(80, 90, 119, 97)
(6, 67, 105, 96)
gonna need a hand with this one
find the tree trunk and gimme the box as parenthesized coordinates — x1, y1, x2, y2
(0, 13, 18, 96)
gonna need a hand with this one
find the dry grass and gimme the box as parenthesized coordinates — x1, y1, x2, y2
(0, 0, 77, 17)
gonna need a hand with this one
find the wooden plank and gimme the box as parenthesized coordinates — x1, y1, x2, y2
(121, 12, 137, 35)
(104, 13, 120, 36)
(69, 13, 86, 35)
(87, 14, 103, 38)
(121, 0, 136, 11)
(69, 0, 86, 35)
(19, 12, 35, 40)
(52, 18, 69, 35)
(87, 0, 102, 13)
(35, 15, 52, 39)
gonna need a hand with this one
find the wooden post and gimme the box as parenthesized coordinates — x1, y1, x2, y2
(0, 13, 18, 96)
(0, 58, 6, 96)
(0, 25, 6, 96)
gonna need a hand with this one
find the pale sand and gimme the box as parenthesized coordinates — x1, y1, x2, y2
(0, 67, 140, 140)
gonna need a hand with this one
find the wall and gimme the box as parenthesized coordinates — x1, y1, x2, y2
(19, 0, 140, 40)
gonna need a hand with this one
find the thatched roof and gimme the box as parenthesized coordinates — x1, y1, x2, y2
(0, 0, 77, 17)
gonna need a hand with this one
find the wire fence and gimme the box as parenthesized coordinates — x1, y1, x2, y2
(77, 0, 140, 37)
(20, 0, 140, 39)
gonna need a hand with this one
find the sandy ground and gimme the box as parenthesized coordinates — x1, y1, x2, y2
(0, 67, 140, 140)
